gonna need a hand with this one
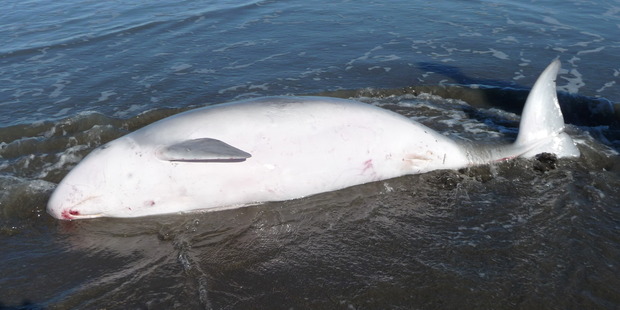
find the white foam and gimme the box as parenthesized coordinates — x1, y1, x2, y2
(218, 84, 246, 94)
(596, 81, 616, 93)
(49, 82, 67, 98)
(577, 46, 605, 55)
(223, 52, 289, 70)
(375, 55, 401, 62)
(249, 83, 269, 91)
(53, 107, 72, 117)
(37, 144, 89, 179)
(498, 36, 519, 43)
(513, 71, 525, 81)
(542, 16, 571, 29)
(473, 48, 509, 60)
(558, 68, 585, 94)
(300, 68, 326, 77)
(53, 97, 71, 104)
(213, 39, 276, 52)
(368, 66, 391, 72)
(459, 32, 483, 37)
(97, 90, 117, 102)
(114, 104, 147, 118)
(346, 45, 383, 68)
(490, 49, 509, 60)
(194, 69, 215, 74)
(171, 63, 192, 72)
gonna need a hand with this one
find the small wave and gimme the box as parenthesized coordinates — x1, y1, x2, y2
(0, 0, 267, 56)
(0, 175, 55, 221)
(0, 108, 186, 182)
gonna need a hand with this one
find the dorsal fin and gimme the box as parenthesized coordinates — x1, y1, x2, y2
(157, 138, 252, 162)
(513, 60, 580, 158)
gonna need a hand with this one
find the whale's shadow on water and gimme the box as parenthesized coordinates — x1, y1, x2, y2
(0, 300, 45, 310)
(385, 62, 620, 153)
(414, 61, 619, 128)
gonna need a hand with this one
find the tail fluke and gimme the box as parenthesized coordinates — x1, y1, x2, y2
(514, 60, 580, 158)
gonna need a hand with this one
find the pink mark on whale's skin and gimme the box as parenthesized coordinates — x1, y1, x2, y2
(361, 159, 381, 181)
(61, 209, 80, 220)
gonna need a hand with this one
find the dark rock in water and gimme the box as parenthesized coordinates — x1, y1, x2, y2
(458, 165, 494, 183)
(428, 170, 464, 190)
(533, 152, 558, 173)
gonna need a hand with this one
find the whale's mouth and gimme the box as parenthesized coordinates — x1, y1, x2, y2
(60, 209, 103, 220)
(51, 195, 105, 220)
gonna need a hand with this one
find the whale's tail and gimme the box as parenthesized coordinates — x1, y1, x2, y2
(513, 59, 580, 158)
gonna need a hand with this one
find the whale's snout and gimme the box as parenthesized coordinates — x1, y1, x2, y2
(47, 183, 104, 220)
(46, 137, 147, 220)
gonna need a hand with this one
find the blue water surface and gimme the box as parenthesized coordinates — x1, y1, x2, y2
(1, 0, 618, 126)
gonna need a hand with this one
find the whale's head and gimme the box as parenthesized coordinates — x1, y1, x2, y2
(47, 137, 161, 220)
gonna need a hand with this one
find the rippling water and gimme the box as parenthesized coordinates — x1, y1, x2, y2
(1, 0, 619, 309)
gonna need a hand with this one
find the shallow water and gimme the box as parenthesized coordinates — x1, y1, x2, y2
(1, 0, 619, 309)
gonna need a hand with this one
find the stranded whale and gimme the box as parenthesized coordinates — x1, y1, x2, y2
(47, 60, 579, 220)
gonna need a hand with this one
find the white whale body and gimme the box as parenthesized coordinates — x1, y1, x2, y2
(47, 60, 579, 220)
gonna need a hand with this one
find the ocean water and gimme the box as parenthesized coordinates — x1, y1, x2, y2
(1, 0, 619, 309)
